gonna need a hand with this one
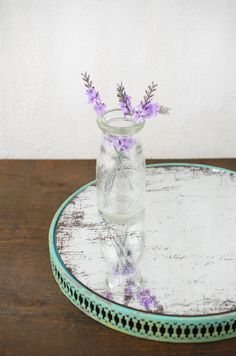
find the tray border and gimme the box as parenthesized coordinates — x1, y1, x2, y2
(49, 163, 236, 342)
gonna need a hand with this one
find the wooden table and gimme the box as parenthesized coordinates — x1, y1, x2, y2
(0, 159, 235, 356)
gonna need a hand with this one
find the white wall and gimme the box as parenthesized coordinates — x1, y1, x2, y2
(0, 0, 236, 159)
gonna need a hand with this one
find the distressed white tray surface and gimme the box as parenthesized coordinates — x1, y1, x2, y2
(50, 164, 236, 342)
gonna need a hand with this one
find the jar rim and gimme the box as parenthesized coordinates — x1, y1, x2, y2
(97, 108, 145, 135)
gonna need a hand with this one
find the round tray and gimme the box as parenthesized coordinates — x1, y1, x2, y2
(49, 163, 236, 343)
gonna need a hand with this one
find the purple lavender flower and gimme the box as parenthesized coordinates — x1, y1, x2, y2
(141, 102, 160, 119)
(124, 279, 135, 296)
(93, 101, 106, 115)
(105, 291, 113, 301)
(82, 72, 170, 121)
(136, 289, 157, 310)
(116, 81, 164, 122)
(133, 108, 144, 124)
(105, 134, 136, 152)
(86, 87, 97, 103)
(133, 82, 160, 121)
(133, 102, 160, 122)
(81, 72, 106, 115)
(112, 264, 135, 276)
(117, 83, 134, 117)
(119, 94, 133, 116)
(123, 265, 135, 275)
(115, 136, 136, 152)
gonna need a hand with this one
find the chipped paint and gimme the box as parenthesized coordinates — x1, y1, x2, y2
(56, 165, 236, 316)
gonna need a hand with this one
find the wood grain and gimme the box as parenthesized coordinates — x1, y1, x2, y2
(0, 159, 236, 356)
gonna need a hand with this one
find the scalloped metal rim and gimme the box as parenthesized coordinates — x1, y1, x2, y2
(49, 163, 236, 343)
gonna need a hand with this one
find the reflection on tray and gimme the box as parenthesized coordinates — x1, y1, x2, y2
(100, 211, 164, 313)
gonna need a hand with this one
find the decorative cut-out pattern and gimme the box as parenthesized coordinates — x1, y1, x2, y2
(50, 260, 236, 342)
(49, 164, 236, 342)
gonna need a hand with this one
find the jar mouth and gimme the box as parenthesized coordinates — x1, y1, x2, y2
(97, 108, 145, 135)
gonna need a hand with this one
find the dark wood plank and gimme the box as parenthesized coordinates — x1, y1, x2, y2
(0, 159, 235, 356)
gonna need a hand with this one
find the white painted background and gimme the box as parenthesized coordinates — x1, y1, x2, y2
(1, 0, 236, 159)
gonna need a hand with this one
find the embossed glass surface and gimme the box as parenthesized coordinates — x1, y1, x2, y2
(96, 109, 145, 221)
(56, 165, 236, 316)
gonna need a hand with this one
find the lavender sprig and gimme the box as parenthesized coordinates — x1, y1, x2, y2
(81, 71, 106, 115)
(82, 71, 170, 122)
(158, 105, 171, 115)
(136, 289, 157, 310)
(141, 83, 170, 116)
(105, 135, 136, 152)
(134, 82, 160, 122)
(116, 82, 133, 117)
(142, 82, 158, 105)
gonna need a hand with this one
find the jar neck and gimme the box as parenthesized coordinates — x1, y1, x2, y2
(97, 109, 145, 136)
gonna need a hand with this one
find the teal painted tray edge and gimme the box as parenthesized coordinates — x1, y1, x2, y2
(49, 163, 236, 343)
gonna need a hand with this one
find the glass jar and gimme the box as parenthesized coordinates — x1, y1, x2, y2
(96, 109, 145, 221)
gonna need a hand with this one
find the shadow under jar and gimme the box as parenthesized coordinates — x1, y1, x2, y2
(96, 109, 145, 222)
